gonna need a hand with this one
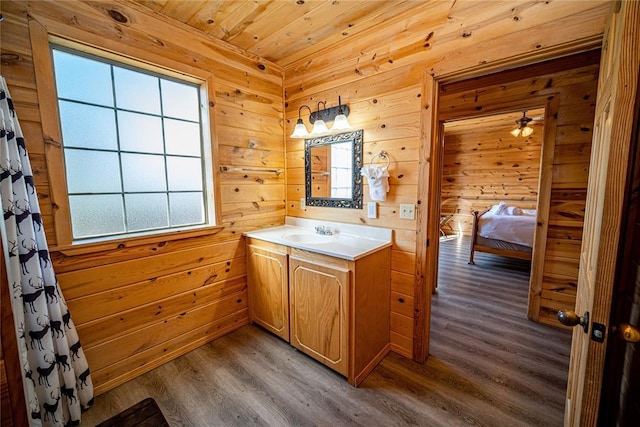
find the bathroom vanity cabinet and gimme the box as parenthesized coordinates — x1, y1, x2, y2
(288, 250, 350, 376)
(245, 232, 391, 386)
(247, 240, 290, 342)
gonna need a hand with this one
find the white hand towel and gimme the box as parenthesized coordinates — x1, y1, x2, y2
(360, 164, 390, 201)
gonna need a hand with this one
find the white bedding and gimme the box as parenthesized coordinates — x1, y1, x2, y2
(478, 210, 536, 247)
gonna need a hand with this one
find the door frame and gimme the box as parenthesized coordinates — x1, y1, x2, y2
(433, 97, 556, 313)
(413, 46, 601, 361)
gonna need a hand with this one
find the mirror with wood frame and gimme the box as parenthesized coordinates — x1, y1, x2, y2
(305, 129, 363, 209)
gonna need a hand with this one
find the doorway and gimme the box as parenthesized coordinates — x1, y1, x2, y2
(423, 49, 600, 326)
(415, 49, 602, 420)
(430, 108, 573, 424)
(439, 108, 545, 284)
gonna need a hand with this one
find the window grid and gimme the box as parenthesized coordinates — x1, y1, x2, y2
(110, 63, 128, 232)
(52, 46, 208, 240)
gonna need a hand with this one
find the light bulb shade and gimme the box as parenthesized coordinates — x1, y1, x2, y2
(510, 128, 522, 137)
(290, 119, 309, 138)
(311, 119, 329, 135)
(331, 114, 352, 131)
(521, 126, 534, 137)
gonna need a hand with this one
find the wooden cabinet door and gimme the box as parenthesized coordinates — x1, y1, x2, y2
(289, 256, 349, 376)
(247, 243, 289, 341)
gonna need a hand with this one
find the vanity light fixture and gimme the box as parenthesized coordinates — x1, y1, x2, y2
(331, 97, 352, 131)
(290, 105, 313, 138)
(290, 96, 352, 138)
(510, 110, 534, 137)
(311, 102, 330, 135)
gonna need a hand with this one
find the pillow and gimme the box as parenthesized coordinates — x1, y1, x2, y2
(489, 201, 507, 215)
(489, 202, 524, 215)
(504, 206, 523, 215)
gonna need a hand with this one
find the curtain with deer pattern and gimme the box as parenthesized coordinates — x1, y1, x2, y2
(0, 76, 93, 425)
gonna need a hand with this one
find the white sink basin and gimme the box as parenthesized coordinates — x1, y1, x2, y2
(244, 218, 392, 260)
(282, 232, 334, 244)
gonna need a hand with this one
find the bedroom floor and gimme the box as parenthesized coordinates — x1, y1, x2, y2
(80, 236, 572, 426)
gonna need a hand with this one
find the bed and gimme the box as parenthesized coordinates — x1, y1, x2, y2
(468, 202, 536, 264)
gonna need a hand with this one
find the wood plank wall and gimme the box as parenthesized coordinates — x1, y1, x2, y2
(0, 0, 284, 395)
(310, 144, 330, 198)
(284, 1, 609, 357)
(439, 52, 600, 326)
(442, 110, 545, 236)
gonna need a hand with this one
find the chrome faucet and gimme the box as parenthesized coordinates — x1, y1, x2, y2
(314, 225, 334, 235)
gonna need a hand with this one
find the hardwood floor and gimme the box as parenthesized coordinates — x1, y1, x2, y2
(81, 236, 571, 426)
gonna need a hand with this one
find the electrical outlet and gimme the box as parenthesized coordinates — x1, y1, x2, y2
(399, 203, 415, 219)
(367, 202, 377, 219)
(300, 198, 306, 209)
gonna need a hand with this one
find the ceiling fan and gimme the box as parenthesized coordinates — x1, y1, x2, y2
(510, 110, 537, 137)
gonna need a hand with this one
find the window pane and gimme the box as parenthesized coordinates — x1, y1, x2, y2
(69, 194, 124, 238)
(331, 143, 352, 167)
(167, 157, 203, 191)
(121, 153, 166, 192)
(118, 111, 164, 153)
(59, 101, 118, 150)
(164, 119, 201, 156)
(169, 192, 204, 226)
(65, 149, 122, 193)
(125, 193, 169, 231)
(331, 188, 351, 198)
(52, 49, 114, 106)
(114, 67, 161, 114)
(161, 79, 199, 121)
(332, 168, 352, 186)
(52, 46, 213, 241)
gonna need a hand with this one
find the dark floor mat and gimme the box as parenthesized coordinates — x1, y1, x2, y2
(96, 397, 168, 427)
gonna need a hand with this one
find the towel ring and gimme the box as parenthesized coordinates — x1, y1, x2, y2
(370, 150, 390, 169)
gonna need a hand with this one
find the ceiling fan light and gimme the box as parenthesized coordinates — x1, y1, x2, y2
(521, 126, 534, 137)
(511, 110, 535, 137)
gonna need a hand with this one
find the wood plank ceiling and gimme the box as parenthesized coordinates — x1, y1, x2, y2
(129, 0, 424, 66)
(444, 108, 546, 134)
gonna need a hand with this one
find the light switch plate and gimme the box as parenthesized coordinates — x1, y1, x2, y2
(367, 202, 377, 219)
(300, 198, 306, 210)
(399, 203, 415, 219)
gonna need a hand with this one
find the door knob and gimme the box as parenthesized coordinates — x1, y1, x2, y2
(616, 323, 640, 343)
(557, 310, 589, 334)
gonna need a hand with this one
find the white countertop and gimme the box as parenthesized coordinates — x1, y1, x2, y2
(243, 217, 392, 260)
